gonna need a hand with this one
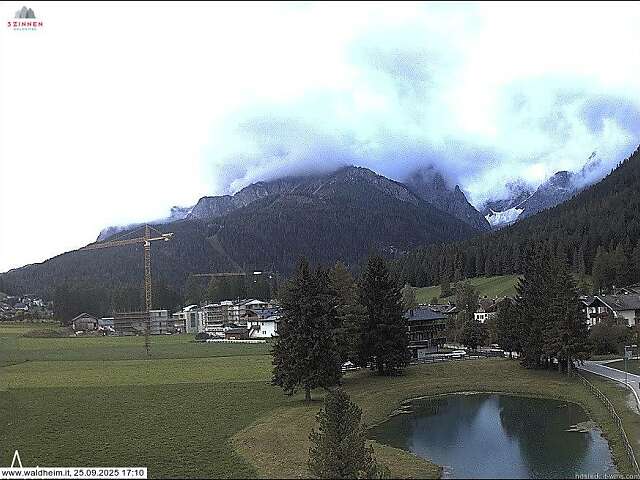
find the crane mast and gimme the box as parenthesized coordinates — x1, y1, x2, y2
(80, 224, 173, 355)
(144, 225, 152, 312)
(143, 225, 152, 355)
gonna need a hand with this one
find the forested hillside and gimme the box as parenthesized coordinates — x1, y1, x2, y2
(0, 167, 479, 310)
(396, 145, 640, 291)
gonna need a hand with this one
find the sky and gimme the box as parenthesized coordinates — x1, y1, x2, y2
(1, 1, 640, 273)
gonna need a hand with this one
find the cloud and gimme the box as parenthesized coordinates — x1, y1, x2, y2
(582, 95, 640, 137)
(199, 3, 640, 208)
(2, 2, 640, 272)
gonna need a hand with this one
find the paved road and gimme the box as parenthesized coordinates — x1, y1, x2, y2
(578, 360, 640, 411)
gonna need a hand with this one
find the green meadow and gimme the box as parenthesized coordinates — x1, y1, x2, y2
(0, 324, 270, 363)
(1, 322, 638, 478)
(1, 324, 285, 478)
(414, 274, 521, 304)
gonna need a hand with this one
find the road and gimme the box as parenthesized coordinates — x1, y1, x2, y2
(578, 360, 640, 411)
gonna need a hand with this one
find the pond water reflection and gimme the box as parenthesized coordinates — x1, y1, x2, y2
(369, 393, 616, 479)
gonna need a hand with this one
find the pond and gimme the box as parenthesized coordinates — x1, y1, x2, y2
(369, 393, 616, 479)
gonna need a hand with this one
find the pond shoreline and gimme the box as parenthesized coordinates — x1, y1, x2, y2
(230, 359, 636, 478)
(369, 392, 618, 479)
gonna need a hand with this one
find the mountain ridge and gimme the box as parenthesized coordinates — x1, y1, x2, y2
(98, 164, 489, 242)
(396, 145, 640, 287)
(404, 167, 490, 231)
(0, 165, 481, 298)
(483, 152, 603, 228)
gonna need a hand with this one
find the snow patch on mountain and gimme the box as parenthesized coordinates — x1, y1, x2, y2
(485, 206, 524, 228)
(481, 151, 604, 229)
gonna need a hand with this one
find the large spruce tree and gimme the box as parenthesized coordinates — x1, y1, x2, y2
(358, 255, 409, 375)
(516, 245, 554, 369)
(308, 389, 386, 479)
(449, 281, 478, 343)
(329, 262, 365, 364)
(272, 258, 342, 401)
(516, 246, 592, 369)
(542, 258, 590, 374)
(495, 298, 520, 359)
(632, 240, 640, 283)
(459, 318, 487, 350)
(401, 284, 417, 312)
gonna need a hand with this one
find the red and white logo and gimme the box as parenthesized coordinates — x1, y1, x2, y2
(7, 5, 43, 31)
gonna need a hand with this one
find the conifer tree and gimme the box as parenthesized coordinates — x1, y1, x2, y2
(456, 282, 478, 317)
(401, 284, 417, 312)
(358, 255, 409, 375)
(440, 277, 452, 298)
(542, 258, 591, 374)
(452, 281, 478, 343)
(272, 258, 342, 401)
(592, 247, 614, 293)
(459, 318, 487, 350)
(308, 389, 387, 479)
(633, 240, 640, 284)
(516, 246, 553, 368)
(329, 262, 365, 363)
(612, 244, 630, 289)
(495, 298, 519, 358)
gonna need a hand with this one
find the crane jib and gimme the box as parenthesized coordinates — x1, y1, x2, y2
(78, 225, 173, 357)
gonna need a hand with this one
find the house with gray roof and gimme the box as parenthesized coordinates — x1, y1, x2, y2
(71, 313, 98, 331)
(405, 307, 447, 358)
(592, 294, 640, 327)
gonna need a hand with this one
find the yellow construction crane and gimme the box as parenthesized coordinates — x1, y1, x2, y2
(192, 271, 274, 278)
(81, 224, 173, 354)
(192, 273, 248, 278)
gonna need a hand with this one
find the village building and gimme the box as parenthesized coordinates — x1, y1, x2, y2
(588, 294, 640, 327)
(246, 306, 281, 339)
(113, 310, 171, 335)
(474, 299, 498, 323)
(148, 309, 171, 334)
(405, 306, 447, 359)
(227, 301, 247, 324)
(172, 305, 204, 334)
(425, 303, 454, 313)
(98, 317, 115, 333)
(226, 299, 278, 325)
(225, 327, 248, 340)
(201, 302, 233, 334)
(579, 296, 603, 327)
(71, 313, 98, 331)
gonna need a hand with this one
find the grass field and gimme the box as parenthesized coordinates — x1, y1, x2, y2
(2, 322, 639, 478)
(605, 359, 640, 376)
(0, 321, 63, 336)
(0, 324, 288, 478)
(414, 274, 521, 304)
(233, 360, 640, 478)
(0, 323, 270, 363)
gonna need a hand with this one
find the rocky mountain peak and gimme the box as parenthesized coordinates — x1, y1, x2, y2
(405, 168, 490, 231)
